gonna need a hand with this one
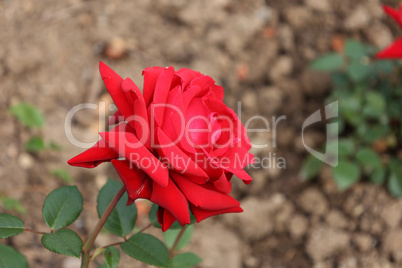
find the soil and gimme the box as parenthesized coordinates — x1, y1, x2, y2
(1, 0, 401, 267)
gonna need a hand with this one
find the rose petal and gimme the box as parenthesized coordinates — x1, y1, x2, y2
(383, 4, 402, 27)
(171, 172, 240, 210)
(157, 207, 177, 232)
(152, 66, 175, 127)
(100, 124, 169, 187)
(190, 204, 243, 223)
(142, 66, 165, 106)
(156, 128, 208, 184)
(213, 171, 232, 194)
(111, 159, 152, 202)
(175, 68, 202, 90)
(376, 37, 402, 59)
(68, 139, 119, 168)
(151, 178, 190, 226)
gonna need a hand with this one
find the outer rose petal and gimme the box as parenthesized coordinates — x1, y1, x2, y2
(151, 178, 190, 226)
(383, 4, 402, 27)
(376, 37, 402, 59)
(111, 159, 152, 203)
(100, 124, 169, 187)
(99, 62, 133, 120)
(68, 139, 119, 168)
(157, 207, 177, 232)
(171, 172, 240, 210)
(213, 171, 232, 194)
(142, 66, 165, 107)
(190, 204, 243, 223)
(153, 66, 175, 127)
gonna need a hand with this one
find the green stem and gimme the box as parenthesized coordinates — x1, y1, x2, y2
(170, 226, 187, 258)
(81, 186, 126, 268)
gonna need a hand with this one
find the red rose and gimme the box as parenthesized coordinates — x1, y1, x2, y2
(377, 4, 402, 59)
(68, 62, 254, 231)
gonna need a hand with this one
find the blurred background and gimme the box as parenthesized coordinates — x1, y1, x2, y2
(1, 0, 402, 267)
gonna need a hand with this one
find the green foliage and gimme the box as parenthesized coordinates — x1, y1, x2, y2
(42, 186, 83, 229)
(0, 196, 26, 214)
(97, 179, 137, 237)
(9, 103, 44, 128)
(51, 169, 73, 184)
(41, 229, 83, 258)
(104, 247, 120, 268)
(310, 53, 344, 71)
(164, 225, 194, 250)
(304, 39, 402, 195)
(171, 252, 202, 268)
(0, 244, 28, 268)
(25, 136, 45, 152)
(0, 213, 24, 238)
(121, 233, 170, 267)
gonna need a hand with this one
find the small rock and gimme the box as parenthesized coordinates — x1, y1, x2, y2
(305, 0, 331, 12)
(284, 6, 312, 29)
(63, 257, 81, 268)
(344, 5, 371, 30)
(380, 202, 402, 229)
(383, 229, 402, 263)
(338, 256, 358, 268)
(277, 25, 294, 51)
(269, 56, 293, 82)
(353, 233, 374, 252)
(104, 37, 127, 60)
(364, 23, 393, 49)
(289, 214, 308, 239)
(306, 225, 350, 261)
(298, 187, 329, 216)
(18, 153, 34, 170)
(326, 210, 348, 229)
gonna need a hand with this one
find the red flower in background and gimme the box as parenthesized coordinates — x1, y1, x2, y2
(68, 62, 254, 231)
(377, 4, 402, 59)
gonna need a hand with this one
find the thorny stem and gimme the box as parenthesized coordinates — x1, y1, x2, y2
(81, 186, 126, 268)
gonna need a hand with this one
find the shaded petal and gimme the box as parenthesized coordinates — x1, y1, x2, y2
(151, 178, 190, 226)
(175, 68, 202, 90)
(152, 66, 175, 127)
(142, 66, 165, 107)
(190, 204, 243, 223)
(100, 124, 169, 187)
(213, 171, 232, 194)
(111, 159, 152, 202)
(157, 207, 177, 232)
(171, 172, 240, 210)
(68, 139, 119, 168)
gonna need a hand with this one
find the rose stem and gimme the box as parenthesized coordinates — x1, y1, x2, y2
(170, 226, 187, 258)
(81, 186, 126, 268)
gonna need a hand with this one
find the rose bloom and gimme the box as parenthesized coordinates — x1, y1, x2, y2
(69, 62, 254, 231)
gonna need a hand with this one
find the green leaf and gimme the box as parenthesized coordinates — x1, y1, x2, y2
(388, 159, 402, 197)
(345, 40, 373, 59)
(97, 179, 137, 237)
(9, 103, 44, 128)
(374, 60, 395, 74)
(333, 161, 360, 190)
(171, 252, 202, 268)
(347, 60, 373, 83)
(121, 233, 169, 268)
(363, 92, 386, 118)
(51, 169, 73, 184)
(41, 229, 83, 258)
(0, 244, 28, 268)
(370, 167, 386, 185)
(104, 247, 120, 268)
(164, 225, 194, 250)
(42, 186, 83, 229)
(0, 213, 24, 238)
(1, 197, 26, 214)
(362, 125, 389, 143)
(338, 138, 355, 156)
(310, 53, 344, 72)
(25, 136, 45, 152)
(299, 155, 323, 181)
(355, 148, 382, 173)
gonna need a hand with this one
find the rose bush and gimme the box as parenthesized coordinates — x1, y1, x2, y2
(69, 62, 254, 231)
